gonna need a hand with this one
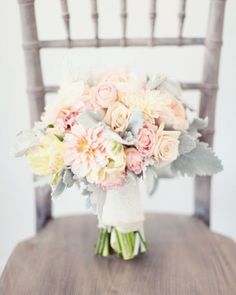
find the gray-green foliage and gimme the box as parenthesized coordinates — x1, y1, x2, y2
(171, 142, 223, 176)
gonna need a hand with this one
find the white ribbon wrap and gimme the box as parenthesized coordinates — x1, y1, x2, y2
(101, 175, 145, 233)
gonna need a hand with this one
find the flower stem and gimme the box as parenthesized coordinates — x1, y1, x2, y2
(95, 226, 147, 260)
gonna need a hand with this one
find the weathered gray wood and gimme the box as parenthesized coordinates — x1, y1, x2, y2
(44, 82, 203, 94)
(60, 0, 71, 42)
(30, 37, 205, 48)
(149, 0, 157, 46)
(178, 0, 186, 41)
(1, 214, 236, 294)
(18, 0, 51, 232)
(120, 0, 127, 46)
(35, 183, 52, 232)
(90, 0, 99, 47)
(195, 0, 227, 226)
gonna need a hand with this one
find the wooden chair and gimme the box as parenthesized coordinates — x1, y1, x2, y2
(1, 0, 236, 294)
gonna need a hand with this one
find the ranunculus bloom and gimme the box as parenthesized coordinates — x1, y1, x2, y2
(154, 127, 181, 167)
(92, 83, 117, 109)
(136, 122, 156, 156)
(55, 106, 81, 133)
(104, 102, 130, 133)
(64, 124, 108, 183)
(125, 148, 144, 175)
(99, 171, 127, 190)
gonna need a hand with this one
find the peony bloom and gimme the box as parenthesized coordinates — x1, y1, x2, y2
(136, 122, 157, 156)
(104, 102, 130, 133)
(91, 82, 118, 109)
(26, 134, 64, 176)
(155, 91, 189, 130)
(154, 126, 181, 167)
(64, 124, 109, 183)
(125, 148, 144, 175)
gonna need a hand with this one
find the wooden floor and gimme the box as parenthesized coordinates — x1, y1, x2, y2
(1, 214, 236, 295)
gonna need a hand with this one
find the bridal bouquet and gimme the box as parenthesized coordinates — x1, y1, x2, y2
(15, 68, 222, 260)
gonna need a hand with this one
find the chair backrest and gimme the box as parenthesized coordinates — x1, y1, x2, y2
(17, 0, 227, 231)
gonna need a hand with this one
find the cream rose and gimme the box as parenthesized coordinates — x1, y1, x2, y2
(92, 82, 117, 109)
(154, 129, 181, 167)
(104, 102, 130, 133)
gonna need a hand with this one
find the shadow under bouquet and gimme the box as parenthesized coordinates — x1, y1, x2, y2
(15, 67, 222, 260)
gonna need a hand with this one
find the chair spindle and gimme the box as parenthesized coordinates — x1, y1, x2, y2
(60, 0, 71, 43)
(178, 0, 187, 43)
(90, 0, 99, 47)
(149, 0, 157, 46)
(120, 0, 128, 46)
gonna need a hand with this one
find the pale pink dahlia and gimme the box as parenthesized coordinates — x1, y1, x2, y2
(65, 124, 109, 183)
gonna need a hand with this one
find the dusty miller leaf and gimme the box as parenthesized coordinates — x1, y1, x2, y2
(171, 142, 223, 176)
(14, 129, 41, 157)
(160, 80, 182, 99)
(63, 169, 75, 188)
(104, 129, 136, 146)
(145, 166, 159, 196)
(77, 110, 103, 129)
(51, 178, 66, 199)
(127, 109, 144, 136)
(178, 134, 196, 155)
(188, 117, 208, 138)
(147, 75, 182, 98)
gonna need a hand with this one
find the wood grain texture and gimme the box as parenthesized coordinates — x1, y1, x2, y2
(18, 0, 51, 232)
(1, 214, 236, 295)
(26, 37, 205, 49)
(194, 0, 227, 226)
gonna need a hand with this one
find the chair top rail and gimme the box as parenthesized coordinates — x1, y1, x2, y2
(44, 82, 205, 94)
(22, 37, 205, 49)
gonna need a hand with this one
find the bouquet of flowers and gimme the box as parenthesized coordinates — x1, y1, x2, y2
(15, 67, 222, 260)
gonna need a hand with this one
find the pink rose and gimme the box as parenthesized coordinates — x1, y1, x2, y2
(125, 148, 144, 175)
(136, 122, 156, 155)
(92, 83, 117, 109)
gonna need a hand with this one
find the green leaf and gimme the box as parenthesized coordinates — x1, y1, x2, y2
(55, 134, 64, 142)
(171, 142, 223, 176)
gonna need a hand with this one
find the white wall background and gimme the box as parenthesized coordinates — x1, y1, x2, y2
(0, 0, 236, 273)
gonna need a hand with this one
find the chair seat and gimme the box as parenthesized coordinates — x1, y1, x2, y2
(1, 213, 236, 295)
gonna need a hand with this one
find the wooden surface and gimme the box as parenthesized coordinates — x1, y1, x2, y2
(1, 213, 236, 295)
